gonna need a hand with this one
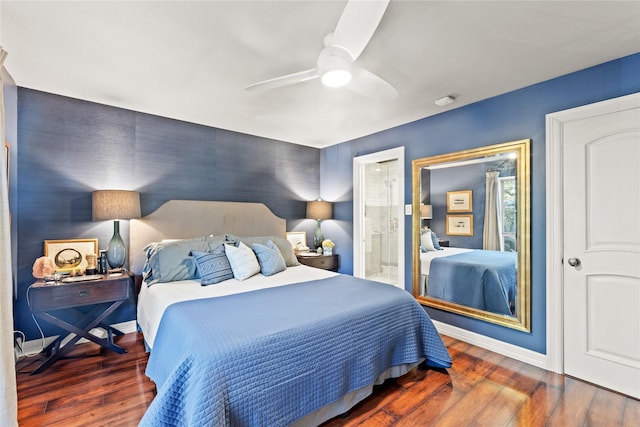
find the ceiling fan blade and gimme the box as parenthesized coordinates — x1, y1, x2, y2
(347, 67, 397, 101)
(244, 68, 319, 91)
(331, 0, 390, 61)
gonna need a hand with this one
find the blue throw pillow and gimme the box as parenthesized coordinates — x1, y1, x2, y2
(225, 234, 300, 266)
(431, 231, 443, 250)
(143, 238, 211, 285)
(252, 240, 287, 276)
(191, 245, 234, 285)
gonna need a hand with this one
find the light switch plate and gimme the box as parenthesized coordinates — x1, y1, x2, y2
(404, 204, 412, 215)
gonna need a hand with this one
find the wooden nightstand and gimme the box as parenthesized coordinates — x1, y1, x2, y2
(297, 254, 339, 271)
(27, 274, 132, 374)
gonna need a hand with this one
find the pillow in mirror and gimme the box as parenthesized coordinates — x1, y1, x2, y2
(421, 228, 436, 252)
(431, 231, 443, 250)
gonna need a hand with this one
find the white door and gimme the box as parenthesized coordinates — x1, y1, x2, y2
(353, 147, 404, 288)
(562, 100, 640, 398)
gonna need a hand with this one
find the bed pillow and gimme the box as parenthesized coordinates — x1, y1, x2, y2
(420, 228, 436, 252)
(143, 238, 212, 285)
(251, 240, 287, 276)
(431, 230, 443, 250)
(190, 245, 234, 285)
(225, 234, 299, 266)
(224, 242, 260, 281)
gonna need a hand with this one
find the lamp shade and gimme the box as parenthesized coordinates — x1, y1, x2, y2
(92, 190, 141, 221)
(306, 200, 333, 220)
(420, 204, 433, 219)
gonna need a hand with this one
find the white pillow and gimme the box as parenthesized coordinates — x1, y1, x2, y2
(224, 242, 260, 281)
(421, 228, 436, 251)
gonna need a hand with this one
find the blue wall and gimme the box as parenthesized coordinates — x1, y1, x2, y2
(14, 89, 321, 339)
(320, 53, 640, 354)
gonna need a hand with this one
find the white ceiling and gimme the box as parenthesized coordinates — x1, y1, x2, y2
(2, 1, 639, 148)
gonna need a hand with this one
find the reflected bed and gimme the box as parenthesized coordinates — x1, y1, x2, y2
(420, 247, 517, 315)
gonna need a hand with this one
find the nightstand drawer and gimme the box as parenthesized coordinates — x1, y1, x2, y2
(297, 254, 339, 271)
(29, 278, 130, 312)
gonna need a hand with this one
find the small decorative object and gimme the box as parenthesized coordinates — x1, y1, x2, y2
(98, 250, 108, 274)
(316, 247, 323, 254)
(85, 253, 98, 275)
(32, 256, 56, 279)
(322, 239, 335, 256)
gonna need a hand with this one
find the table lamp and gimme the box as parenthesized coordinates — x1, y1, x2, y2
(306, 199, 333, 250)
(92, 190, 141, 270)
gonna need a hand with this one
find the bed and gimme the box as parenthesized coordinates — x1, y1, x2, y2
(420, 247, 517, 315)
(132, 200, 451, 426)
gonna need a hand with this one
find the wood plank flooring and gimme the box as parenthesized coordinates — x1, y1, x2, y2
(15, 333, 639, 426)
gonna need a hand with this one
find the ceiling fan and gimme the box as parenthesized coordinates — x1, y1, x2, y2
(244, 0, 397, 100)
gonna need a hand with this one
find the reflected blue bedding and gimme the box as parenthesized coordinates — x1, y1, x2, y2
(428, 250, 517, 315)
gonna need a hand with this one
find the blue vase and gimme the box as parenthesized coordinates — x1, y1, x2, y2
(106, 220, 126, 269)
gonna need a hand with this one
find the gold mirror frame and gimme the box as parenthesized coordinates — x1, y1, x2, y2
(412, 139, 531, 331)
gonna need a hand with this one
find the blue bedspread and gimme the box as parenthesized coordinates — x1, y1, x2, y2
(140, 275, 451, 426)
(428, 250, 517, 315)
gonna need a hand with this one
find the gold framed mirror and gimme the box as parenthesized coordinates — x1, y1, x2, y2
(412, 139, 530, 331)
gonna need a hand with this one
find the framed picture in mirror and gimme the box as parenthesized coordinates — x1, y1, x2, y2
(446, 190, 472, 212)
(446, 214, 473, 236)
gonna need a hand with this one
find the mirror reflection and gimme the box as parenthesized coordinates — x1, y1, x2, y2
(412, 139, 530, 331)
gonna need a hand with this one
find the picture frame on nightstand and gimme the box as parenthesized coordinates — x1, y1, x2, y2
(44, 238, 99, 273)
(286, 231, 309, 253)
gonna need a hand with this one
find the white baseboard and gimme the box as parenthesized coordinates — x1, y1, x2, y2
(434, 320, 548, 369)
(20, 320, 138, 357)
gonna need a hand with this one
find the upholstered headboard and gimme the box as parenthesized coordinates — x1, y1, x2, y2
(129, 200, 286, 275)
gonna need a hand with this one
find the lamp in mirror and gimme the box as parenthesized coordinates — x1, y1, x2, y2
(420, 204, 433, 229)
(420, 204, 433, 219)
(306, 199, 333, 250)
(92, 190, 141, 270)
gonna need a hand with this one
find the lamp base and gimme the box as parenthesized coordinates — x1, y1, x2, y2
(313, 219, 324, 250)
(106, 220, 126, 269)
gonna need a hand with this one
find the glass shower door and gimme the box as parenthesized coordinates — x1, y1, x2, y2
(363, 159, 399, 285)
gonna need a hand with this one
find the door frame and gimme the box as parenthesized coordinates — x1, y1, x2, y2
(353, 147, 405, 288)
(545, 92, 640, 373)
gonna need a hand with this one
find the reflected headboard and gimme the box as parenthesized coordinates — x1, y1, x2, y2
(129, 200, 286, 275)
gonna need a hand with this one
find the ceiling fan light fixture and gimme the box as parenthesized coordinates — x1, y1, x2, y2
(321, 68, 352, 87)
(318, 45, 353, 88)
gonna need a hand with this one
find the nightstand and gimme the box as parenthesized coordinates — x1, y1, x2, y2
(296, 254, 339, 271)
(27, 274, 132, 374)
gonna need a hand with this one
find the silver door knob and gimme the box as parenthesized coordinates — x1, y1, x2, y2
(567, 258, 581, 267)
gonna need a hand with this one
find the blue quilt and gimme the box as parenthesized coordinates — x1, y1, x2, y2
(427, 250, 517, 315)
(140, 275, 451, 426)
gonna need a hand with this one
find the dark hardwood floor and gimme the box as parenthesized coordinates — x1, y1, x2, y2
(16, 333, 639, 426)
